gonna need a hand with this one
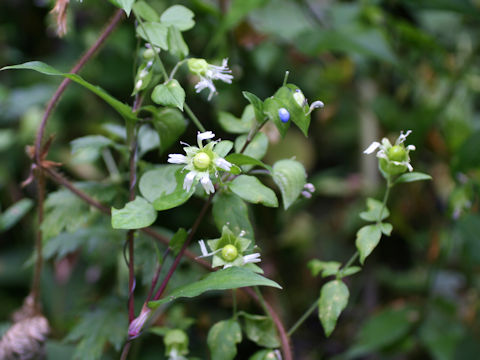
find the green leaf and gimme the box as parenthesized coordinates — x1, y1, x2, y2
(318, 280, 349, 337)
(118, 0, 135, 16)
(243, 91, 265, 123)
(272, 159, 306, 209)
(341, 266, 362, 277)
(70, 135, 115, 163)
(218, 105, 255, 134)
(160, 5, 195, 31)
(394, 171, 432, 184)
(249, 349, 279, 360)
(0, 199, 34, 232)
(1, 62, 137, 121)
(207, 320, 242, 360)
(380, 222, 393, 236)
(170, 228, 187, 256)
(132, 1, 159, 21)
(229, 175, 278, 207)
(144, 107, 187, 153)
(240, 313, 280, 348)
(111, 196, 157, 229)
(234, 132, 268, 161)
(137, 124, 160, 157)
(136, 22, 169, 49)
(213, 140, 234, 158)
(139, 165, 195, 211)
(356, 224, 382, 264)
(65, 299, 127, 360)
(151, 79, 185, 110)
(213, 192, 254, 238)
(225, 153, 271, 171)
(359, 198, 390, 222)
(167, 26, 189, 58)
(149, 267, 281, 307)
(307, 259, 341, 278)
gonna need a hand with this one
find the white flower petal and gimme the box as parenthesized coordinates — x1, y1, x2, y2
(364, 141, 381, 154)
(183, 171, 197, 191)
(406, 162, 413, 171)
(168, 154, 187, 164)
(243, 253, 261, 264)
(215, 157, 232, 171)
(198, 240, 209, 257)
(396, 130, 412, 144)
(301, 191, 312, 199)
(200, 173, 215, 194)
(197, 131, 215, 141)
(406, 145, 416, 151)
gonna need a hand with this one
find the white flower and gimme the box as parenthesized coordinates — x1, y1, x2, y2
(197, 226, 261, 269)
(364, 130, 416, 175)
(188, 58, 233, 101)
(167, 131, 232, 194)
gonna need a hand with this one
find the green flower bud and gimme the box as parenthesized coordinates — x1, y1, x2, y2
(379, 158, 407, 175)
(143, 48, 155, 60)
(193, 151, 211, 170)
(188, 58, 209, 76)
(221, 244, 238, 261)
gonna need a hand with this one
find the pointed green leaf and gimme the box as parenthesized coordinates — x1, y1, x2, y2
(169, 228, 187, 256)
(117, 0, 135, 16)
(207, 320, 242, 360)
(136, 22, 169, 49)
(0, 199, 34, 232)
(356, 224, 382, 264)
(319, 280, 349, 337)
(272, 159, 306, 209)
(359, 198, 389, 222)
(213, 140, 233, 158)
(218, 105, 255, 134)
(307, 259, 341, 278)
(111, 196, 157, 229)
(167, 26, 189, 58)
(139, 165, 195, 211)
(394, 171, 432, 185)
(234, 132, 268, 162)
(149, 267, 281, 307)
(213, 192, 254, 238)
(1, 62, 137, 121)
(243, 91, 265, 123)
(380, 222, 392, 236)
(132, 1, 159, 21)
(152, 79, 185, 110)
(160, 5, 195, 31)
(225, 153, 271, 171)
(341, 266, 362, 277)
(264, 97, 290, 137)
(229, 175, 278, 207)
(143, 107, 187, 153)
(241, 313, 280, 348)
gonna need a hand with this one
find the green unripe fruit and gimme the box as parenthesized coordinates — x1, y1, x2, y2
(221, 244, 238, 261)
(143, 48, 155, 60)
(188, 58, 209, 76)
(379, 158, 407, 176)
(193, 152, 211, 170)
(388, 145, 407, 162)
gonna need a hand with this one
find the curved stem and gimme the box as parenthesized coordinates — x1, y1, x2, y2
(184, 103, 206, 132)
(287, 298, 319, 337)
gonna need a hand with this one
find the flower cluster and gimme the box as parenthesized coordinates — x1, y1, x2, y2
(187, 58, 233, 100)
(364, 130, 416, 176)
(198, 226, 261, 269)
(168, 131, 232, 194)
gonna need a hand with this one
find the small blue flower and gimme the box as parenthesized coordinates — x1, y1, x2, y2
(278, 108, 290, 123)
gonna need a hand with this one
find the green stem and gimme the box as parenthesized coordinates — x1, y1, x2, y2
(253, 286, 270, 317)
(287, 298, 319, 336)
(184, 103, 206, 132)
(232, 289, 237, 320)
(169, 59, 187, 80)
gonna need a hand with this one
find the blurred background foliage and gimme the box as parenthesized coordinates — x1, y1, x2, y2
(1, 0, 480, 359)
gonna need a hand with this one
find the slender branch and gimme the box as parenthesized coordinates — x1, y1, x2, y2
(184, 103, 206, 132)
(146, 248, 170, 303)
(30, 170, 45, 311)
(287, 298, 319, 337)
(244, 287, 292, 360)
